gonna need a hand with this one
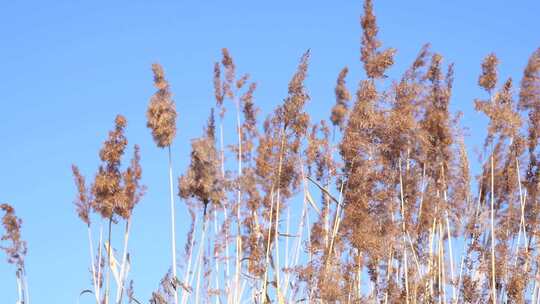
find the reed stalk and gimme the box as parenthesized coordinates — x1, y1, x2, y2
(168, 146, 179, 304)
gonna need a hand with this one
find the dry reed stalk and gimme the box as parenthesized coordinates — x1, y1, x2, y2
(283, 207, 291, 292)
(439, 223, 447, 304)
(97, 226, 104, 303)
(214, 71, 231, 287)
(260, 187, 275, 303)
(115, 218, 132, 303)
(321, 179, 346, 278)
(106, 218, 115, 304)
(416, 164, 427, 231)
(440, 164, 457, 303)
(146, 63, 179, 304)
(490, 155, 497, 303)
(404, 247, 410, 304)
(273, 128, 287, 303)
(285, 199, 307, 302)
(185, 220, 209, 303)
(383, 250, 394, 304)
(219, 135, 231, 297)
(357, 254, 362, 300)
(87, 226, 100, 304)
(284, 167, 310, 302)
(428, 217, 437, 299)
(212, 209, 221, 304)
(180, 216, 197, 304)
(234, 93, 243, 304)
(168, 147, 179, 304)
(513, 158, 527, 267)
(261, 71, 304, 302)
(194, 221, 207, 304)
(398, 158, 410, 304)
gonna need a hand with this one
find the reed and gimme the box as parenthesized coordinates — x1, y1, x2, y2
(2, 1, 540, 303)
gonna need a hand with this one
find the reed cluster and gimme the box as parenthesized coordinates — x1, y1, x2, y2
(2, 1, 540, 303)
(1, 203, 29, 303)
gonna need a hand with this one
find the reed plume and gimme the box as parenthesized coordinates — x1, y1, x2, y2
(72, 115, 144, 304)
(179, 110, 223, 216)
(360, 0, 396, 79)
(1, 204, 27, 269)
(1, 203, 29, 303)
(146, 62, 180, 304)
(147, 63, 177, 148)
(330, 67, 351, 130)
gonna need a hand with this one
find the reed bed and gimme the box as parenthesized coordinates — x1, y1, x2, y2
(2, 0, 540, 303)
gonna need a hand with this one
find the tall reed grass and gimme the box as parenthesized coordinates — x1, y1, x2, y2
(2, 0, 540, 303)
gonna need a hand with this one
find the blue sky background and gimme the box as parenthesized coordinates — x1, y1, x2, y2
(1, 0, 539, 302)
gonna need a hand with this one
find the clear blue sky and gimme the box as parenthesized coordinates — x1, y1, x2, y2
(1, 1, 539, 302)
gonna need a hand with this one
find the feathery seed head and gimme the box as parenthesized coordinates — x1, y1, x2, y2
(90, 115, 145, 220)
(213, 62, 224, 107)
(519, 48, 540, 110)
(221, 48, 236, 99)
(0, 204, 27, 268)
(478, 53, 499, 93)
(360, 0, 395, 79)
(117, 144, 145, 219)
(147, 63, 177, 148)
(72, 165, 91, 225)
(280, 50, 311, 134)
(179, 114, 223, 214)
(330, 67, 351, 129)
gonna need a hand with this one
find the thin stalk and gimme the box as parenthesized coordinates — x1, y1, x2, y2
(285, 168, 309, 302)
(357, 253, 362, 300)
(398, 159, 410, 304)
(514, 158, 527, 267)
(439, 223, 447, 304)
(284, 207, 290, 290)
(234, 97, 243, 304)
(405, 232, 421, 275)
(326, 181, 345, 267)
(194, 238, 203, 304)
(490, 155, 497, 304)
(167, 146, 179, 304)
(105, 216, 113, 304)
(115, 218, 132, 304)
(404, 248, 410, 304)
(221, 205, 231, 287)
(88, 226, 100, 304)
(439, 163, 456, 303)
(306, 208, 314, 302)
(212, 209, 221, 304)
(445, 214, 456, 302)
(273, 127, 287, 303)
(417, 164, 427, 230)
(16, 268, 23, 304)
(428, 218, 437, 299)
(190, 216, 208, 304)
(234, 231, 242, 304)
(97, 226, 104, 303)
(323, 190, 330, 248)
(384, 250, 394, 304)
(285, 205, 307, 303)
(456, 181, 483, 304)
(23, 267, 30, 304)
(180, 216, 198, 304)
(260, 188, 275, 303)
(534, 284, 538, 304)
(262, 127, 287, 303)
(218, 117, 231, 295)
